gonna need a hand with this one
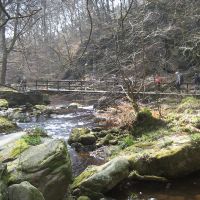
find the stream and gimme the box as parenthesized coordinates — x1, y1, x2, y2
(2, 104, 200, 200)
(17, 105, 106, 176)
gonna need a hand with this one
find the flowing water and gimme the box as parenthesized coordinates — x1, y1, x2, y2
(3, 104, 200, 200)
(17, 105, 106, 176)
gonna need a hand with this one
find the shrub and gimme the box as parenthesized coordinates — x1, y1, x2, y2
(136, 108, 152, 122)
(30, 127, 48, 137)
(23, 134, 41, 146)
(22, 127, 47, 146)
(120, 135, 135, 149)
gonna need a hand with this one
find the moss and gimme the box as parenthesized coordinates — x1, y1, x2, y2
(34, 105, 48, 111)
(0, 117, 18, 133)
(160, 139, 173, 148)
(190, 133, 200, 146)
(119, 135, 135, 149)
(28, 127, 48, 137)
(177, 97, 200, 112)
(133, 108, 166, 137)
(77, 196, 91, 200)
(10, 139, 29, 158)
(22, 134, 42, 146)
(72, 168, 97, 189)
(68, 128, 91, 145)
(0, 99, 8, 108)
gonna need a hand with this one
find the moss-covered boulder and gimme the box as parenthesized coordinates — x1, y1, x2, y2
(0, 117, 19, 133)
(72, 157, 130, 199)
(68, 128, 96, 146)
(33, 105, 52, 116)
(0, 164, 8, 200)
(6, 139, 72, 200)
(126, 134, 200, 179)
(8, 181, 45, 200)
(0, 99, 8, 109)
(72, 134, 200, 198)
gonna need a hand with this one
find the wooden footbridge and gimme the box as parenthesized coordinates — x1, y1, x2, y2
(16, 79, 200, 97)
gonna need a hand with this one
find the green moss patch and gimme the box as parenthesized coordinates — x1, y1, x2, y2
(132, 108, 166, 137)
(0, 117, 18, 133)
(72, 167, 97, 189)
(10, 139, 30, 158)
(177, 97, 200, 113)
(0, 99, 8, 108)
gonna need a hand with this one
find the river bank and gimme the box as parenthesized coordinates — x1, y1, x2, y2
(1, 90, 200, 200)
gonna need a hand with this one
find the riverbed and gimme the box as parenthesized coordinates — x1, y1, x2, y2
(17, 105, 106, 176)
(2, 104, 200, 200)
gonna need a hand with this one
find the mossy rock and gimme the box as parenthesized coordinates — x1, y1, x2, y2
(10, 139, 30, 158)
(177, 97, 200, 113)
(0, 117, 19, 133)
(0, 164, 8, 200)
(126, 134, 200, 179)
(33, 105, 52, 115)
(77, 196, 91, 200)
(101, 134, 115, 145)
(72, 157, 129, 200)
(0, 99, 8, 108)
(8, 181, 45, 200)
(68, 128, 96, 146)
(7, 139, 72, 200)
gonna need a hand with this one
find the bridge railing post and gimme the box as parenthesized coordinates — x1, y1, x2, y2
(186, 83, 189, 93)
(68, 81, 71, 90)
(35, 80, 38, 90)
(80, 81, 83, 90)
(46, 80, 49, 90)
(57, 81, 60, 91)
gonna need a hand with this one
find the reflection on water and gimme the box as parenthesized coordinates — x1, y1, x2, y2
(108, 171, 200, 200)
(17, 106, 105, 175)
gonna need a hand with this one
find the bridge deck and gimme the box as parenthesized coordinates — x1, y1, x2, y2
(14, 79, 200, 97)
(30, 88, 200, 97)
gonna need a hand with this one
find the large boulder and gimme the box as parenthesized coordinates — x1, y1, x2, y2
(72, 157, 130, 199)
(6, 139, 72, 200)
(0, 164, 8, 200)
(68, 128, 96, 146)
(127, 134, 200, 179)
(8, 181, 45, 200)
(72, 134, 200, 199)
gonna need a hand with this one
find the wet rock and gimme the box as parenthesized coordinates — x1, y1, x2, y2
(0, 164, 8, 200)
(68, 128, 97, 147)
(68, 103, 81, 111)
(0, 99, 8, 110)
(72, 157, 130, 200)
(8, 181, 45, 200)
(0, 116, 19, 134)
(109, 139, 118, 145)
(7, 139, 72, 200)
(127, 134, 200, 179)
(77, 196, 91, 200)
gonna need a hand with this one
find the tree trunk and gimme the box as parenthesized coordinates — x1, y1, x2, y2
(1, 25, 7, 84)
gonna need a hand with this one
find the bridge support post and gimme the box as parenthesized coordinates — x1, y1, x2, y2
(46, 80, 49, 90)
(57, 81, 60, 91)
(186, 83, 189, 93)
(35, 80, 38, 90)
